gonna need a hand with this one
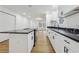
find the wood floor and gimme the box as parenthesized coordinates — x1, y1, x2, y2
(0, 39, 9, 53)
(32, 31, 55, 53)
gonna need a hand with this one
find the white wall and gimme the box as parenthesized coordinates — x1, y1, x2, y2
(0, 11, 16, 31)
(0, 6, 30, 31)
(16, 14, 30, 29)
(0, 6, 16, 31)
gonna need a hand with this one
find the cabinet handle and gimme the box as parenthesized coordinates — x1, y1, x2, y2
(31, 36, 33, 40)
(64, 40, 70, 44)
(64, 46, 68, 53)
(53, 36, 55, 39)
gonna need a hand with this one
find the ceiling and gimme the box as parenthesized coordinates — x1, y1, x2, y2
(1, 5, 58, 19)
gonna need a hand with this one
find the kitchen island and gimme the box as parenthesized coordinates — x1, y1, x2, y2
(0, 28, 36, 53)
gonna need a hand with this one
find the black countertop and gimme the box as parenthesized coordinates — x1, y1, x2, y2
(47, 27, 79, 43)
(0, 28, 35, 34)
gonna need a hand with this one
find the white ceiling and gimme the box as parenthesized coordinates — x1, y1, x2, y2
(1, 5, 58, 19)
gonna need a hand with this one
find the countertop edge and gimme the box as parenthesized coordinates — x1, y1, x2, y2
(0, 29, 35, 34)
(48, 27, 79, 43)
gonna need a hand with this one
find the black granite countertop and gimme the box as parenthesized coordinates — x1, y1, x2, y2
(0, 28, 35, 34)
(47, 27, 79, 43)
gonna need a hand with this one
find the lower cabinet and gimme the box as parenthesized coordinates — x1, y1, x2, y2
(47, 29, 64, 53)
(28, 31, 34, 52)
(64, 36, 79, 53)
(54, 32, 64, 53)
(47, 29, 79, 53)
(9, 34, 28, 53)
(50, 30, 55, 49)
(9, 31, 34, 53)
(47, 29, 51, 41)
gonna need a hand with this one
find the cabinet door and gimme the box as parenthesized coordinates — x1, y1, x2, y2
(31, 31, 34, 49)
(28, 31, 34, 52)
(9, 34, 28, 53)
(58, 5, 78, 15)
(47, 29, 51, 41)
(46, 29, 50, 38)
(50, 31, 55, 48)
(54, 32, 64, 53)
(66, 38, 79, 53)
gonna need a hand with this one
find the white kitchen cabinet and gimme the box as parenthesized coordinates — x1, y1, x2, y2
(28, 31, 34, 52)
(47, 29, 64, 53)
(64, 36, 79, 53)
(9, 34, 28, 53)
(58, 5, 78, 16)
(58, 5, 79, 28)
(47, 29, 55, 48)
(47, 29, 64, 52)
(54, 32, 64, 53)
(70, 40, 79, 53)
(64, 12, 79, 28)
(46, 9, 58, 27)
(64, 37, 70, 53)
(47, 29, 52, 41)
(47, 28, 79, 53)
(9, 31, 34, 53)
(54, 31, 79, 53)
(50, 30, 55, 49)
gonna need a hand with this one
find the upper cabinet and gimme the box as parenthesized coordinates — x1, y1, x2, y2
(58, 5, 79, 17)
(46, 11, 58, 26)
(58, 5, 79, 28)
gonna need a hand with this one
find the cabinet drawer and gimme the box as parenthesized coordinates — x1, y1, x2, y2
(0, 39, 9, 53)
(69, 40, 79, 52)
(64, 37, 79, 52)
